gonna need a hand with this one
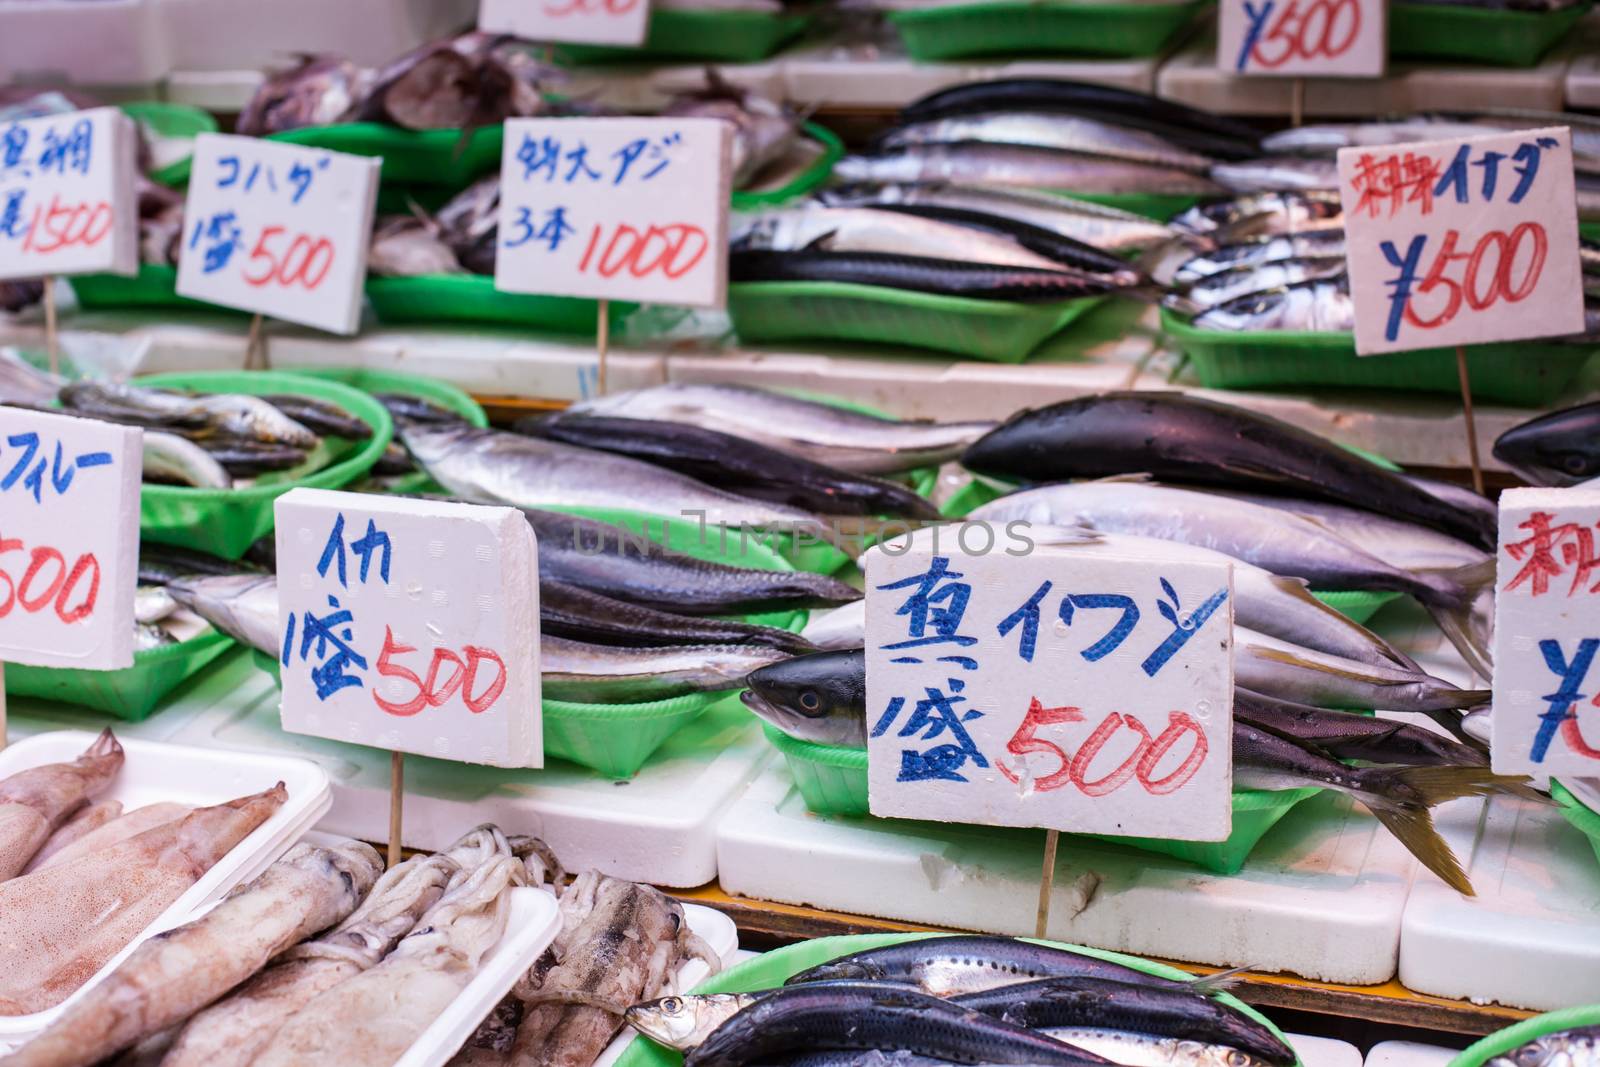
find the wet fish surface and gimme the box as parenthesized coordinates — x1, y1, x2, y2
(541, 635, 791, 702)
(540, 579, 815, 654)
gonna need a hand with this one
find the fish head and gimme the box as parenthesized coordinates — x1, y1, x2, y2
(625, 993, 752, 1051)
(742, 649, 866, 746)
(1488, 1030, 1600, 1067)
(1492, 403, 1600, 487)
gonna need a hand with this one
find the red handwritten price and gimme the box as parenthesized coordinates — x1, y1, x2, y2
(0, 535, 101, 625)
(1389, 224, 1548, 335)
(242, 225, 335, 290)
(996, 697, 1210, 797)
(1243, 0, 1361, 68)
(542, 0, 641, 13)
(576, 222, 709, 281)
(373, 625, 508, 717)
(20, 196, 113, 256)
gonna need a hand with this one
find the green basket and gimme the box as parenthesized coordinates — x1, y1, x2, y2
(365, 274, 631, 335)
(762, 725, 1320, 875)
(728, 281, 1106, 363)
(887, 0, 1208, 60)
(614, 936, 1297, 1067)
(4, 629, 233, 721)
(1552, 780, 1600, 868)
(1161, 309, 1596, 408)
(940, 476, 1008, 518)
(70, 264, 239, 315)
(543, 691, 719, 778)
(135, 371, 394, 559)
(1389, 0, 1591, 66)
(731, 124, 844, 211)
(556, 8, 813, 63)
(121, 101, 218, 187)
(159, 124, 502, 189)
(1449, 1005, 1600, 1067)
(284, 366, 487, 496)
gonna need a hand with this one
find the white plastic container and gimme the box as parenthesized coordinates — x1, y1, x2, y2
(0, 729, 332, 1050)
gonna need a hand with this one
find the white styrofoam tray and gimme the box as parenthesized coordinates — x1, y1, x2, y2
(1286, 1034, 1364, 1067)
(1365, 1041, 1462, 1067)
(0, 730, 331, 1047)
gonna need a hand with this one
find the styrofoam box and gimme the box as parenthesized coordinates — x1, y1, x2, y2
(0, 730, 331, 1049)
(1365, 1041, 1460, 1067)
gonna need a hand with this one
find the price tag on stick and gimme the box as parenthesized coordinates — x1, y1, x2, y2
(176, 134, 380, 335)
(1218, 0, 1385, 77)
(864, 528, 1235, 840)
(1491, 487, 1600, 777)
(478, 0, 652, 48)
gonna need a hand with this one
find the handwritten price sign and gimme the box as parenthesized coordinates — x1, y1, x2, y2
(0, 408, 140, 671)
(1491, 488, 1600, 777)
(1218, 0, 1384, 76)
(478, 0, 651, 47)
(175, 134, 380, 334)
(275, 489, 542, 768)
(863, 529, 1234, 840)
(495, 116, 731, 309)
(1338, 127, 1585, 355)
(0, 107, 138, 281)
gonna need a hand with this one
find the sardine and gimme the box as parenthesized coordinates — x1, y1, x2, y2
(1234, 689, 1487, 767)
(730, 250, 1123, 303)
(1486, 1026, 1600, 1067)
(1493, 401, 1600, 486)
(541, 579, 814, 653)
(1169, 259, 1347, 312)
(19, 800, 120, 874)
(880, 114, 1216, 173)
(30, 801, 191, 872)
(1169, 191, 1342, 238)
(142, 432, 231, 489)
(1171, 231, 1346, 284)
(262, 394, 372, 441)
(1211, 157, 1338, 193)
(962, 392, 1496, 549)
(1040, 1027, 1283, 1067)
(167, 574, 281, 655)
(369, 215, 464, 277)
(237, 54, 372, 135)
(541, 635, 790, 702)
(742, 648, 868, 746)
(732, 206, 1074, 272)
(1234, 627, 1487, 713)
(1192, 277, 1355, 331)
(627, 992, 760, 1051)
(5, 840, 381, 1067)
(0, 729, 123, 881)
(835, 144, 1225, 197)
(0, 784, 285, 1016)
(569, 383, 996, 476)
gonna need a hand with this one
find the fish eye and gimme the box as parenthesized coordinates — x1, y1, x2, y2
(1564, 454, 1591, 475)
(661, 997, 682, 1013)
(799, 690, 821, 712)
(1228, 1052, 1252, 1067)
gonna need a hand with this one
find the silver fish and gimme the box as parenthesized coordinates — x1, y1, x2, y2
(60, 382, 317, 449)
(1169, 190, 1343, 238)
(1193, 278, 1355, 332)
(1234, 627, 1487, 712)
(1169, 258, 1347, 312)
(1172, 231, 1346, 284)
(1211, 157, 1338, 193)
(1486, 1026, 1600, 1067)
(835, 144, 1225, 196)
(1261, 121, 1505, 155)
(731, 206, 1071, 271)
(541, 635, 790, 702)
(880, 114, 1216, 173)
(569, 383, 996, 475)
(143, 431, 231, 489)
(167, 574, 281, 655)
(627, 992, 758, 1051)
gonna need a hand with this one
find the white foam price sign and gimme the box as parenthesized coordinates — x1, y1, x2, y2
(478, 0, 651, 48)
(0, 408, 140, 670)
(1491, 487, 1600, 777)
(864, 528, 1234, 840)
(0, 107, 138, 280)
(176, 134, 380, 334)
(1218, 0, 1385, 77)
(275, 489, 543, 768)
(1338, 126, 1584, 355)
(495, 116, 731, 309)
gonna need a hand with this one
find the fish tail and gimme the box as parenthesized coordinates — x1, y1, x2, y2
(83, 726, 122, 760)
(1366, 800, 1474, 896)
(1413, 559, 1496, 681)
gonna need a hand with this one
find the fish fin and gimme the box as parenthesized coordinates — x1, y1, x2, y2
(1367, 800, 1475, 895)
(1267, 575, 1420, 671)
(1188, 965, 1251, 993)
(1414, 559, 1496, 681)
(801, 230, 839, 252)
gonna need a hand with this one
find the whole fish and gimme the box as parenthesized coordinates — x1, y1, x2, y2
(835, 144, 1225, 197)
(953, 977, 1295, 1066)
(1211, 157, 1338, 193)
(1486, 1026, 1600, 1067)
(30, 801, 191, 872)
(1234, 627, 1488, 714)
(683, 982, 1114, 1067)
(191, 393, 317, 449)
(520, 413, 943, 519)
(522, 509, 860, 617)
(5, 840, 382, 1067)
(569, 383, 996, 475)
(1169, 259, 1347, 312)
(1261, 121, 1504, 155)
(60, 382, 317, 449)
(368, 215, 463, 277)
(167, 574, 281, 655)
(20, 800, 120, 874)
(401, 423, 838, 542)
(968, 481, 1492, 676)
(1234, 720, 1523, 894)
(1172, 231, 1347, 284)
(1234, 689, 1488, 767)
(1192, 277, 1356, 332)
(540, 578, 815, 653)
(961, 392, 1495, 548)
(880, 114, 1216, 173)
(1493, 401, 1600, 486)
(732, 205, 1075, 272)
(665, 73, 799, 188)
(851, 202, 1143, 277)
(1169, 191, 1342, 239)
(262, 394, 372, 440)
(237, 54, 371, 135)
(787, 935, 1240, 997)
(0, 785, 285, 1016)
(142, 431, 231, 489)
(817, 183, 1177, 253)
(158, 850, 458, 1067)
(730, 250, 1121, 303)
(0, 729, 123, 881)
(541, 635, 790, 702)
(742, 648, 868, 746)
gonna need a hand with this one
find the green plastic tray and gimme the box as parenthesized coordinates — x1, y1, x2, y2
(556, 8, 813, 63)
(135, 371, 394, 559)
(1450, 1005, 1600, 1067)
(761, 725, 1320, 875)
(731, 124, 844, 211)
(121, 101, 218, 187)
(1583, 221, 1600, 243)
(940, 476, 1008, 518)
(617, 935, 1295, 1067)
(1390, 0, 1590, 66)
(888, 0, 1208, 59)
(1552, 780, 1600, 868)
(1311, 589, 1401, 624)
(729, 281, 1106, 362)
(70, 264, 240, 315)
(365, 274, 632, 335)
(4, 629, 233, 721)
(1162, 309, 1596, 408)
(159, 124, 503, 189)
